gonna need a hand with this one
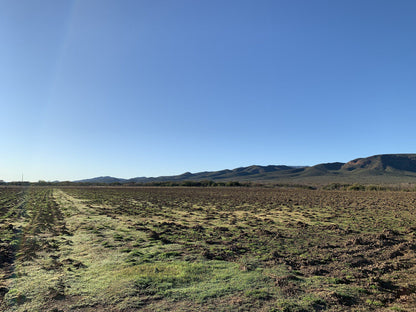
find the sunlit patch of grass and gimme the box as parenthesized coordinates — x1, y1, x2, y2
(4, 263, 66, 311)
(66, 257, 277, 308)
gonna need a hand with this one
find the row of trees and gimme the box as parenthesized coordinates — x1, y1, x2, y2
(3, 180, 415, 191)
(1, 180, 254, 187)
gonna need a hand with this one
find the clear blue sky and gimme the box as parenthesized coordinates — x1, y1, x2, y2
(2, 0, 416, 181)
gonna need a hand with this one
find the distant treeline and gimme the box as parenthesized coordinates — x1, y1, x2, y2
(121, 181, 251, 187)
(1, 180, 253, 187)
(2, 180, 416, 191)
(2, 180, 314, 188)
(321, 182, 416, 192)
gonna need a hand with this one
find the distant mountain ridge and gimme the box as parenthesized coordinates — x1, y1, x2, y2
(342, 154, 416, 172)
(75, 154, 416, 184)
(75, 176, 128, 184)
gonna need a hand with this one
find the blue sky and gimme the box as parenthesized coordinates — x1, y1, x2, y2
(1, 0, 416, 181)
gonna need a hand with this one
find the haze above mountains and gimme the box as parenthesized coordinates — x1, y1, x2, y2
(78, 154, 416, 184)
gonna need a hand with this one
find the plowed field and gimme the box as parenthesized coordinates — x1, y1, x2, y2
(1, 186, 416, 311)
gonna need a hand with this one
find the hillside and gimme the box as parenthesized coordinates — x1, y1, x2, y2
(342, 154, 416, 172)
(76, 154, 416, 185)
(74, 176, 127, 184)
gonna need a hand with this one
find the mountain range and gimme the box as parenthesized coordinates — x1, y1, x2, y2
(77, 154, 416, 184)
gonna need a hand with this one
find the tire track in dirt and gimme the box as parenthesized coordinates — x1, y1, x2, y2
(0, 188, 29, 308)
(1, 188, 72, 311)
(51, 188, 148, 311)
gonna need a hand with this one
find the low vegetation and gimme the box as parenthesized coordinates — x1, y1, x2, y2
(1, 186, 416, 311)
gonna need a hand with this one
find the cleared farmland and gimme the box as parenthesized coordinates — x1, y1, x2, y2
(0, 186, 416, 311)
